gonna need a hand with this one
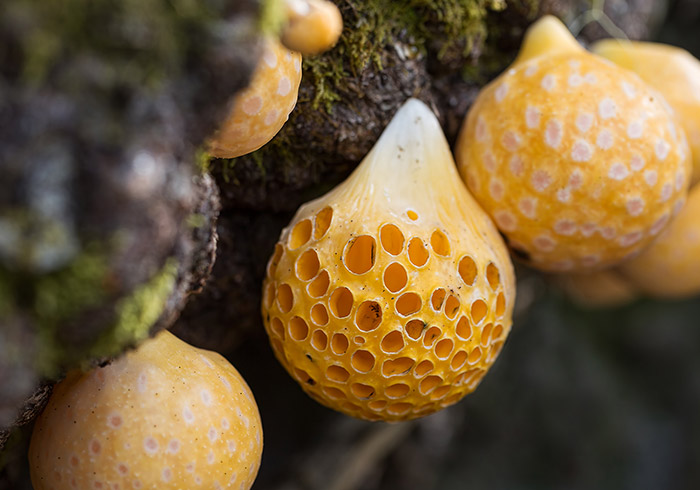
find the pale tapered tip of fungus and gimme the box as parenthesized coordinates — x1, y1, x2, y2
(282, 0, 343, 55)
(456, 18, 692, 272)
(261, 98, 515, 421)
(29, 330, 263, 490)
(512, 15, 583, 67)
(592, 39, 700, 184)
(207, 38, 301, 159)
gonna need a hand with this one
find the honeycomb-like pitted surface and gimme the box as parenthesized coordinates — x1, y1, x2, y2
(263, 204, 511, 421)
(457, 49, 691, 272)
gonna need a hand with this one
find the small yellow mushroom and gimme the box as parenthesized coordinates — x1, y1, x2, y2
(592, 39, 700, 184)
(282, 0, 343, 55)
(619, 184, 700, 299)
(207, 38, 302, 159)
(455, 16, 692, 272)
(261, 99, 515, 422)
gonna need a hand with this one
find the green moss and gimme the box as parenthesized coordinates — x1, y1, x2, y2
(301, 0, 510, 111)
(259, 0, 286, 36)
(87, 258, 178, 360)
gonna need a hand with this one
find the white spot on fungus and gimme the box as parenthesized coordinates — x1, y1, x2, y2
(545, 119, 562, 148)
(660, 183, 673, 202)
(581, 223, 597, 237)
(609, 162, 629, 180)
(656, 139, 670, 160)
(568, 73, 583, 87)
(556, 187, 572, 203)
(263, 49, 277, 68)
(531, 170, 552, 192)
(143, 437, 158, 455)
(584, 73, 597, 84)
(489, 179, 504, 200)
(601, 227, 617, 240)
(673, 199, 685, 216)
(569, 170, 583, 189)
(221, 418, 230, 430)
(628, 120, 644, 139)
(241, 96, 263, 117)
(107, 413, 123, 429)
(277, 77, 292, 96)
(167, 439, 180, 454)
(183, 407, 195, 424)
(598, 98, 617, 119)
(525, 64, 538, 77)
(136, 373, 147, 393)
(650, 214, 669, 236)
(621, 81, 636, 98)
(676, 171, 686, 191)
(533, 235, 556, 252)
(554, 220, 577, 236)
(541, 74, 556, 91)
(208, 427, 218, 442)
(519, 197, 537, 219)
(494, 83, 509, 102)
(576, 113, 593, 133)
(626, 197, 645, 217)
(227, 440, 237, 453)
(483, 151, 496, 172)
(596, 129, 613, 149)
(200, 389, 212, 406)
(525, 106, 541, 128)
(644, 170, 658, 186)
(264, 109, 280, 126)
(509, 154, 524, 177)
(619, 231, 643, 247)
(162, 468, 172, 483)
(630, 154, 645, 171)
(501, 130, 520, 151)
(207, 451, 215, 464)
(571, 139, 593, 162)
(475, 116, 488, 142)
(581, 255, 600, 267)
(494, 210, 518, 232)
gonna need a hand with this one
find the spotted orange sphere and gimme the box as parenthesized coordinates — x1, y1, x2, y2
(29, 330, 262, 490)
(261, 99, 515, 422)
(456, 16, 692, 272)
(207, 38, 302, 159)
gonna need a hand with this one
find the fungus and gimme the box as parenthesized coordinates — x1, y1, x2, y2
(455, 15, 692, 272)
(554, 269, 638, 308)
(207, 38, 302, 159)
(282, 0, 343, 55)
(592, 40, 700, 184)
(29, 330, 263, 490)
(261, 99, 515, 422)
(619, 184, 700, 299)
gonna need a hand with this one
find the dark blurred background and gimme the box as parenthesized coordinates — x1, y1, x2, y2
(2, 0, 700, 489)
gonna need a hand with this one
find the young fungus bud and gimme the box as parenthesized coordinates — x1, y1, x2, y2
(282, 0, 343, 55)
(592, 39, 700, 184)
(208, 38, 302, 159)
(29, 330, 262, 490)
(261, 99, 515, 422)
(456, 16, 692, 272)
(618, 183, 700, 299)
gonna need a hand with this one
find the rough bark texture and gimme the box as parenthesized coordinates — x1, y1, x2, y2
(0, 0, 258, 446)
(2, 0, 696, 488)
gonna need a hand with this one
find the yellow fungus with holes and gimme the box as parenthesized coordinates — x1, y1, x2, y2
(456, 16, 692, 272)
(29, 330, 262, 490)
(261, 99, 515, 421)
(207, 38, 301, 159)
(282, 0, 343, 55)
(619, 184, 700, 298)
(592, 39, 700, 184)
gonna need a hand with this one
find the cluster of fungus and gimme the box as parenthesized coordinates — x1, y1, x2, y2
(262, 99, 515, 422)
(29, 331, 263, 490)
(456, 16, 692, 272)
